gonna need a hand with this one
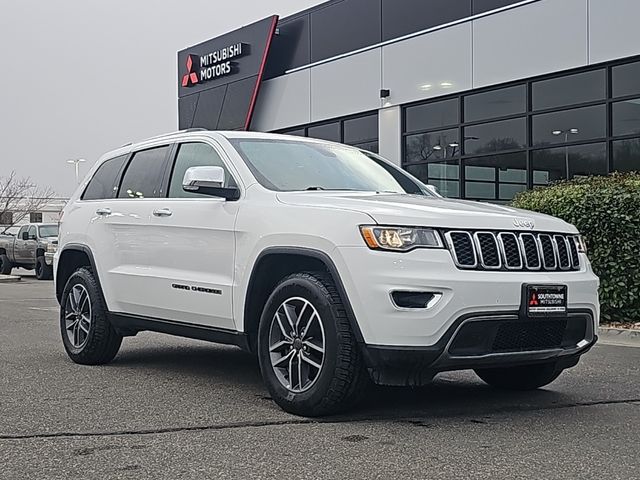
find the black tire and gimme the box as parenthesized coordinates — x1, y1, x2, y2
(35, 256, 53, 280)
(475, 362, 563, 390)
(257, 271, 369, 417)
(0, 254, 12, 275)
(60, 267, 122, 365)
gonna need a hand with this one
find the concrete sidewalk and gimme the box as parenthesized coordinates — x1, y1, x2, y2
(0, 275, 20, 283)
(599, 326, 640, 347)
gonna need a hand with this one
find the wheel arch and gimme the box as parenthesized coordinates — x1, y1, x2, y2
(56, 244, 102, 304)
(242, 247, 364, 353)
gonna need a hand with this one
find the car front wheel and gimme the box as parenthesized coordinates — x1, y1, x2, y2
(60, 267, 122, 365)
(257, 272, 368, 417)
(35, 256, 53, 280)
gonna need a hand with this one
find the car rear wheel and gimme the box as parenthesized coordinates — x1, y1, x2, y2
(35, 256, 53, 280)
(257, 272, 369, 417)
(0, 254, 12, 275)
(60, 267, 122, 365)
(474, 362, 563, 390)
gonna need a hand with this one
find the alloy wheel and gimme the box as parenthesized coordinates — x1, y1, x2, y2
(64, 284, 92, 349)
(268, 297, 325, 393)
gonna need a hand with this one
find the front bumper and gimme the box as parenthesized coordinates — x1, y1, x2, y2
(360, 309, 596, 386)
(332, 246, 600, 346)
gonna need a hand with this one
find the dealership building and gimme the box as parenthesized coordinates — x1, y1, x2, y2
(178, 0, 640, 201)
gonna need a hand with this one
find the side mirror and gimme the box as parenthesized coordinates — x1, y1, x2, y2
(182, 166, 240, 201)
(22, 232, 29, 240)
(425, 184, 443, 197)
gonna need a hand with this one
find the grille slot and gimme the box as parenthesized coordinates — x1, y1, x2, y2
(567, 236, 580, 268)
(538, 234, 557, 270)
(519, 233, 541, 270)
(445, 230, 580, 272)
(498, 232, 523, 269)
(446, 231, 477, 268)
(474, 232, 501, 269)
(554, 235, 571, 270)
(492, 319, 567, 352)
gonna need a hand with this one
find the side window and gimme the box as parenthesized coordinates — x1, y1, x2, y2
(17, 226, 28, 239)
(82, 155, 128, 200)
(28, 226, 37, 240)
(168, 142, 237, 198)
(118, 146, 171, 199)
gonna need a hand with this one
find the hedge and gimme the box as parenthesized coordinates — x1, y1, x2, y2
(511, 172, 640, 322)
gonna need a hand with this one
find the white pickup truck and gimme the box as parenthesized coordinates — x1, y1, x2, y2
(54, 131, 599, 416)
(0, 223, 58, 279)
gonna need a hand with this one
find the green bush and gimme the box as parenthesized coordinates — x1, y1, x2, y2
(511, 172, 640, 323)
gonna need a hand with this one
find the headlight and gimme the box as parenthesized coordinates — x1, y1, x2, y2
(574, 235, 587, 253)
(360, 226, 443, 252)
(47, 243, 57, 254)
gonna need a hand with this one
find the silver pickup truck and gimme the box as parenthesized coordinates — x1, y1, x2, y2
(0, 223, 59, 279)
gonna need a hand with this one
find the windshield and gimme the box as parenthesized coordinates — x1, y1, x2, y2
(229, 138, 427, 194)
(38, 225, 59, 238)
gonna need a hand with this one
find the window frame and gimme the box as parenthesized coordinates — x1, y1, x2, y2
(80, 154, 130, 201)
(115, 144, 174, 200)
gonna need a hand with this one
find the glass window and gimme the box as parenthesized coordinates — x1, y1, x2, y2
(169, 143, 236, 198)
(464, 152, 527, 201)
(532, 143, 607, 185)
(353, 140, 379, 154)
(405, 129, 460, 164)
(230, 138, 423, 194)
(343, 114, 378, 145)
(382, 0, 471, 41)
(612, 98, 640, 137)
(612, 61, 640, 98)
(612, 138, 640, 172)
(405, 98, 459, 133)
(463, 118, 526, 154)
(15, 226, 26, 238)
(532, 105, 605, 146)
(307, 122, 341, 142)
(405, 163, 460, 198)
(282, 128, 306, 137)
(38, 225, 59, 237)
(30, 212, 43, 223)
(464, 85, 526, 122)
(532, 70, 606, 110)
(118, 146, 171, 199)
(28, 226, 37, 239)
(82, 155, 128, 200)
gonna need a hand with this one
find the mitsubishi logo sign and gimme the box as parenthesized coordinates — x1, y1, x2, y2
(181, 55, 199, 87)
(180, 43, 248, 88)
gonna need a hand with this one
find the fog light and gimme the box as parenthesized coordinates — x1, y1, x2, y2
(391, 291, 441, 309)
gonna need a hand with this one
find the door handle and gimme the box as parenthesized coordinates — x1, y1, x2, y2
(153, 208, 173, 217)
(95, 208, 112, 216)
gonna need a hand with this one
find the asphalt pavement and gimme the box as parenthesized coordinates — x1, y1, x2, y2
(1, 274, 639, 479)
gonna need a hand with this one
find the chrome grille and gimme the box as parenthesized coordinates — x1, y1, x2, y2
(445, 230, 581, 272)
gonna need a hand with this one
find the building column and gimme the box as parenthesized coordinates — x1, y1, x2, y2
(378, 105, 402, 166)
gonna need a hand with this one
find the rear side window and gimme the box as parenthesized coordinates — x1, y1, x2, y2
(168, 142, 236, 198)
(82, 155, 128, 200)
(118, 146, 171, 199)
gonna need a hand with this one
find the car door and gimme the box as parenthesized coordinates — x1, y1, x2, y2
(144, 141, 240, 330)
(24, 226, 38, 264)
(13, 226, 28, 263)
(93, 145, 174, 318)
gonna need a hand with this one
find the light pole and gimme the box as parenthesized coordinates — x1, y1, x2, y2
(552, 128, 579, 179)
(66, 158, 86, 185)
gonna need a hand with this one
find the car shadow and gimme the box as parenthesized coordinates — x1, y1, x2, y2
(111, 341, 576, 421)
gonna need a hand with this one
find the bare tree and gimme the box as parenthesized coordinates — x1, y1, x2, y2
(0, 171, 56, 234)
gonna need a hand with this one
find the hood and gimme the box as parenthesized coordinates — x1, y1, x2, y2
(276, 192, 576, 233)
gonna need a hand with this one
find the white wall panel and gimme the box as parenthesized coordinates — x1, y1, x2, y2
(251, 69, 311, 132)
(589, 0, 640, 64)
(310, 49, 381, 122)
(473, 0, 588, 88)
(378, 106, 401, 166)
(382, 23, 472, 106)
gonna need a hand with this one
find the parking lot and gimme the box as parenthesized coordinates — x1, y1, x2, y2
(1, 274, 638, 480)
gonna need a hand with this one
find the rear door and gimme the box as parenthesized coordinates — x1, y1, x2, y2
(144, 141, 240, 330)
(13, 226, 28, 263)
(95, 145, 173, 317)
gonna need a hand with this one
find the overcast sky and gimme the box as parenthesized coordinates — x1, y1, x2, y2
(0, 0, 320, 196)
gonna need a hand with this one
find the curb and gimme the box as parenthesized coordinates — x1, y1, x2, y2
(598, 326, 640, 347)
(0, 275, 21, 283)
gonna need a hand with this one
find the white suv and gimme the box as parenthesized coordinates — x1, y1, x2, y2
(54, 131, 599, 416)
